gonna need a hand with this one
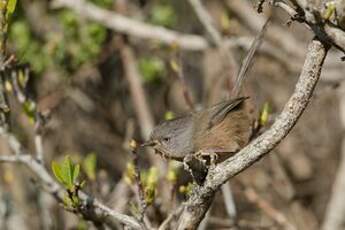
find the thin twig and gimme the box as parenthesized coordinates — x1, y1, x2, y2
(0, 154, 143, 230)
(130, 140, 148, 226)
(187, 0, 223, 47)
(221, 182, 237, 219)
(170, 51, 195, 110)
(244, 187, 296, 230)
(271, 0, 345, 53)
(158, 205, 183, 230)
(226, 0, 305, 59)
(119, 43, 154, 141)
(0, 123, 142, 229)
(187, 0, 238, 94)
(52, 0, 209, 51)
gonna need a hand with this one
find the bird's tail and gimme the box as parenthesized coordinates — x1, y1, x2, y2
(231, 18, 270, 98)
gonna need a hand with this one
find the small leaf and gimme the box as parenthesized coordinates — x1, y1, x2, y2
(259, 102, 271, 126)
(62, 156, 72, 187)
(79, 180, 86, 189)
(323, 2, 336, 20)
(124, 162, 135, 184)
(138, 57, 165, 83)
(146, 167, 158, 187)
(63, 194, 73, 207)
(164, 111, 175, 121)
(60, 156, 75, 189)
(18, 70, 29, 88)
(166, 161, 179, 183)
(71, 194, 80, 207)
(169, 59, 179, 73)
(72, 164, 80, 184)
(220, 11, 231, 32)
(4, 80, 12, 92)
(179, 183, 194, 195)
(143, 167, 158, 205)
(22, 101, 36, 123)
(7, 0, 17, 15)
(52, 161, 64, 184)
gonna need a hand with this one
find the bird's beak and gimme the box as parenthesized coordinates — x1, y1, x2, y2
(141, 140, 156, 147)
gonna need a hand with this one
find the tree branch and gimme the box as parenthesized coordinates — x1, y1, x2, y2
(273, 0, 345, 53)
(0, 154, 142, 229)
(177, 38, 328, 229)
(52, 0, 209, 51)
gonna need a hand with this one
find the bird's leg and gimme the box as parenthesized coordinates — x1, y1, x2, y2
(183, 154, 194, 172)
(194, 150, 218, 168)
(183, 154, 208, 185)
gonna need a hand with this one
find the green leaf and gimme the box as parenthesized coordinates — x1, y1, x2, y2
(150, 4, 177, 28)
(259, 102, 271, 126)
(52, 161, 64, 184)
(60, 156, 72, 188)
(63, 194, 73, 207)
(22, 101, 36, 122)
(164, 111, 175, 121)
(56, 155, 80, 189)
(72, 164, 80, 184)
(7, 0, 17, 15)
(82, 153, 97, 180)
(138, 57, 165, 83)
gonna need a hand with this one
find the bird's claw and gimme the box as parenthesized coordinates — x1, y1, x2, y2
(194, 150, 218, 168)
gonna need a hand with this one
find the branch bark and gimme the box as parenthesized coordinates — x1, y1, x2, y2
(177, 38, 328, 229)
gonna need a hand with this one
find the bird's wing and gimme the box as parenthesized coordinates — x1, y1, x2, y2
(207, 96, 249, 129)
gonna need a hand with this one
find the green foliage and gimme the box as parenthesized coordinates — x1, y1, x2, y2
(7, 0, 17, 17)
(179, 182, 194, 195)
(52, 155, 80, 190)
(22, 100, 36, 123)
(10, 21, 48, 73)
(138, 57, 166, 83)
(166, 161, 179, 183)
(124, 162, 136, 184)
(82, 153, 97, 181)
(141, 167, 158, 205)
(259, 102, 271, 126)
(149, 3, 177, 28)
(164, 111, 175, 121)
(323, 2, 336, 21)
(9, 8, 107, 74)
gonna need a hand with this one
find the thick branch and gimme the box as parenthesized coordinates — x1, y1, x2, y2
(177, 39, 328, 229)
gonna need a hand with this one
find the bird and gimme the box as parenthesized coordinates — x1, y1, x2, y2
(143, 19, 269, 184)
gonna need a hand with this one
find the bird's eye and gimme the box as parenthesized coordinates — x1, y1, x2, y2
(162, 137, 170, 142)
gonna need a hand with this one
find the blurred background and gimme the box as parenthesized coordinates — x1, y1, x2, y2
(0, 0, 345, 229)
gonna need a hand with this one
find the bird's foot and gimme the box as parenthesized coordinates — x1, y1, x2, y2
(194, 150, 218, 168)
(183, 154, 208, 185)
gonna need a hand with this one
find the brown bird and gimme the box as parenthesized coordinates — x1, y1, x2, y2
(143, 20, 269, 184)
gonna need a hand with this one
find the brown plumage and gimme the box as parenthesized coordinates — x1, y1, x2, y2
(192, 97, 252, 162)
